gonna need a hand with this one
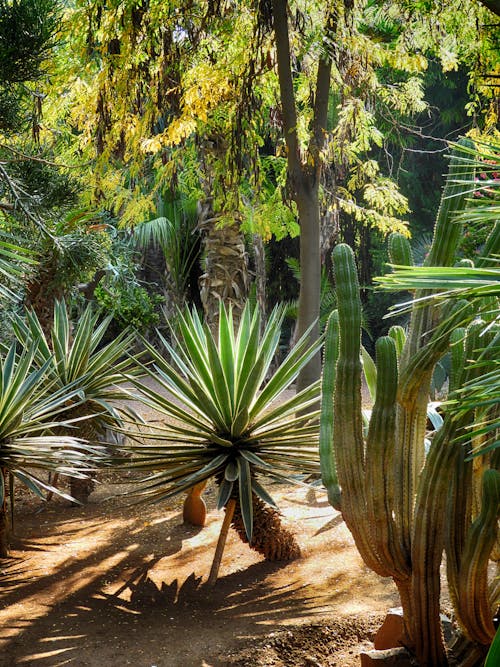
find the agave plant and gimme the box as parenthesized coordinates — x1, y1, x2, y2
(0, 342, 105, 556)
(122, 301, 322, 561)
(11, 299, 142, 502)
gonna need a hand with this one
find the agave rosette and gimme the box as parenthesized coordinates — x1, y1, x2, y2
(11, 300, 143, 433)
(123, 302, 322, 539)
(0, 343, 106, 507)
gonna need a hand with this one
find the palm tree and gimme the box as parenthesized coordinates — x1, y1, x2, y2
(131, 195, 202, 314)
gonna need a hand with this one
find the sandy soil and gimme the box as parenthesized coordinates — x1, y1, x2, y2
(0, 383, 399, 667)
(0, 477, 399, 667)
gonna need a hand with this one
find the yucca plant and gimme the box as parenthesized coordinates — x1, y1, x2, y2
(122, 301, 322, 561)
(11, 299, 142, 502)
(0, 342, 105, 556)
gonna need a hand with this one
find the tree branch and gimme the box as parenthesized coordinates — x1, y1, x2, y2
(310, 11, 337, 176)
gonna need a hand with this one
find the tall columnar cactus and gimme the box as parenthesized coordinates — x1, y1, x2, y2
(321, 140, 500, 666)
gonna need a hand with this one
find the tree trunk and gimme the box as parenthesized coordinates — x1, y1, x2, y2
(231, 494, 301, 561)
(253, 233, 267, 330)
(198, 207, 249, 335)
(0, 470, 9, 557)
(272, 0, 332, 389)
(295, 180, 321, 392)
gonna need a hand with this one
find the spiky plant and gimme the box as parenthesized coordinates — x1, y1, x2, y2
(320, 139, 500, 665)
(11, 300, 142, 502)
(122, 301, 322, 561)
(0, 342, 104, 556)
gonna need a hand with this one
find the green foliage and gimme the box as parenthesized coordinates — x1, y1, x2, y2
(0, 0, 59, 84)
(95, 283, 163, 334)
(485, 626, 500, 667)
(0, 0, 59, 131)
(11, 299, 142, 434)
(121, 301, 322, 541)
(131, 195, 201, 308)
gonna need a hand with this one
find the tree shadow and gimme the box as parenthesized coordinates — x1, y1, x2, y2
(0, 548, 362, 667)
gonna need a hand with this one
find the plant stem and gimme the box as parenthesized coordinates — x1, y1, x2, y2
(208, 499, 236, 586)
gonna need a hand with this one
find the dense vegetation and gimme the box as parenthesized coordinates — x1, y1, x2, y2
(0, 0, 499, 665)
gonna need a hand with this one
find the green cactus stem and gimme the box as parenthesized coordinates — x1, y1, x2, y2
(409, 321, 484, 664)
(388, 325, 406, 358)
(331, 243, 387, 576)
(389, 232, 414, 267)
(320, 310, 341, 510)
(365, 336, 408, 576)
(458, 469, 500, 645)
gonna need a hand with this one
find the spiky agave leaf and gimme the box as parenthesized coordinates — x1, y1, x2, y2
(122, 301, 322, 540)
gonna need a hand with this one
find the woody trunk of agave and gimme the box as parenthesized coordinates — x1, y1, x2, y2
(123, 301, 322, 562)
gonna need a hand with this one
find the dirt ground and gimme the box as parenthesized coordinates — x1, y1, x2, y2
(0, 479, 400, 667)
(0, 384, 400, 667)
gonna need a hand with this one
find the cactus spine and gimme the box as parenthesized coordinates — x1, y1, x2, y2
(321, 140, 500, 666)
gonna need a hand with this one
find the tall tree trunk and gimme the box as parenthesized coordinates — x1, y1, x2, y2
(198, 205, 249, 335)
(272, 0, 333, 390)
(253, 233, 267, 331)
(295, 181, 321, 391)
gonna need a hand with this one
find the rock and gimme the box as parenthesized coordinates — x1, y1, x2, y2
(360, 647, 415, 666)
(374, 608, 404, 650)
(374, 608, 453, 651)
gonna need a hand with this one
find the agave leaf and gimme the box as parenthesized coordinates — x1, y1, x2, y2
(225, 460, 239, 481)
(234, 306, 263, 405)
(251, 382, 320, 432)
(231, 406, 249, 437)
(234, 354, 267, 419)
(204, 322, 233, 426)
(12, 470, 46, 499)
(175, 309, 214, 390)
(14, 469, 82, 504)
(174, 453, 229, 490)
(239, 449, 273, 469)
(257, 304, 288, 372)
(251, 477, 278, 509)
(237, 456, 253, 540)
(234, 302, 254, 369)
(250, 321, 322, 419)
(217, 478, 234, 510)
(218, 302, 236, 406)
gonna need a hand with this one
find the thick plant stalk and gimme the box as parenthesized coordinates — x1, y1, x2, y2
(320, 311, 341, 510)
(208, 498, 236, 586)
(388, 232, 413, 268)
(365, 337, 407, 576)
(331, 244, 387, 577)
(321, 139, 500, 665)
(457, 469, 500, 645)
(231, 494, 301, 561)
